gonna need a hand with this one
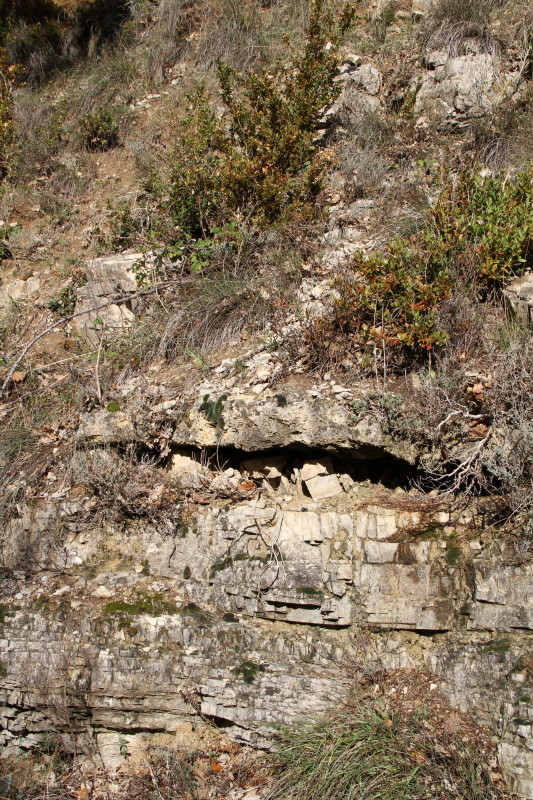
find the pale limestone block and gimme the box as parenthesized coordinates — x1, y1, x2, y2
(305, 474, 343, 500)
(300, 458, 333, 481)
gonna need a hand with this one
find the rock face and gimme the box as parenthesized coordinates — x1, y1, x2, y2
(1, 434, 532, 795)
(505, 272, 533, 326)
(76, 385, 418, 466)
(2, 382, 532, 796)
(0, 276, 41, 309)
(413, 31, 517, 127)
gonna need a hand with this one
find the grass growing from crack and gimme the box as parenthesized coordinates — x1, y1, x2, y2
(104, 594, 178, 617)
(269, 703, 508, 800)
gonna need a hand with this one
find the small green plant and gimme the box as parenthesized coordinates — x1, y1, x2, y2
(79, 108, 119, 151)
(118, 735, 131, 760)
(481, 638, 510, 655)
(106, 401, 120, 413)
(171, 221, 243, 274)
(209, 552, 247, 578)
(48, 286, 76, 315)
(199, 393, 228, 429)
(107, 200, 143, 251)
(232, 659, 265, 684)
(445, 544, 462, 565)
(352, 391, 423, 440)
(0, 222, 14, 259)
(180, 601, 210, 624)
(184, 347, 210, 371)
(299, 586, 324, 600)
(104, 594, 178, 617)
(183, 565, 191, 580)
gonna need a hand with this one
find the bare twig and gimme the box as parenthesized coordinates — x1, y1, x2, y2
(0, 280, 183, 400)
(94, 324, 105, 405)
(422, 429, 492, 495)
(33, 352, 97, 372)
(0, 377, 69, 415)
(435, 407, 485, 433)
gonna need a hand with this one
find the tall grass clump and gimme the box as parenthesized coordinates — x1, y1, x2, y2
(0, 51, 14, 184)
(269, 703, 509, 800)
(0, 0, 133, 83)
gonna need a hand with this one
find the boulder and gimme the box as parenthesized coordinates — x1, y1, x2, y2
(0, 277, 41, 310)
(349, 64, 383, 96)
(413, 44, 516, 128)
(305, 473, 343, 500)
(73, 253, 142, 344)
(77, 409, 137, 444)
(300, 458, 333, 481)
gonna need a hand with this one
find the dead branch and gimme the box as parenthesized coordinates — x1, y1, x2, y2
(0, 376, 69, 415)
(0, 280, 183, 400)
(422, 429, 493, 495)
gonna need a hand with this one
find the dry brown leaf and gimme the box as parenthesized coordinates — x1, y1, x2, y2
(443, 711, 462, 734)
(468, 422, 489, 440)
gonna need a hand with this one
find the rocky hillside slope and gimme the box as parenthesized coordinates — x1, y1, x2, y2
(0, 0, 532, 798)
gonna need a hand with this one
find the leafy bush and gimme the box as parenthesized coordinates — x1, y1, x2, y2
(166, 0, 355, 246)
(430, 169, 532, 286)
(325, 168, 532, 364)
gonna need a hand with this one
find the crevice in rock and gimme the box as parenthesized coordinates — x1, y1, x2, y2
(165, 443, 425, 497)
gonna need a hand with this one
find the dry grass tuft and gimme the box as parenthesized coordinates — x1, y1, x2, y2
(423, 20, 500, 58)
(269, 671, 511, 800)
(426, 0, 505, 27)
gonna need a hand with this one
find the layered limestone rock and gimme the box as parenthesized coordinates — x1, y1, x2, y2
(2, 373, 532, 796)
(1, 463, 531, 794)
(77, 386, 416, 464)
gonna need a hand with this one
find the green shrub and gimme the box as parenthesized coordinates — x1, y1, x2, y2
(232, 659, 265, 683)
(166, 0, 355, 247)
(327, 168, 533, 364)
